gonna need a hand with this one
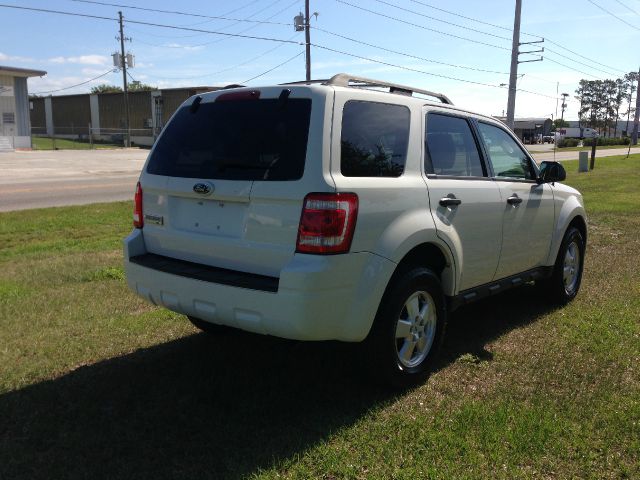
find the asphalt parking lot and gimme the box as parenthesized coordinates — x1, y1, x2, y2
(1, 145, 639, 212)
(0, 148, 147, 212)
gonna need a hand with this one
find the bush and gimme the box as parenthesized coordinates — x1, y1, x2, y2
(557, 138, 580, 148)
(583, 137, 630, 147)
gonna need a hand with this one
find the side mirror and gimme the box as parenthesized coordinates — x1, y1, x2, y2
(539, 161, 566, 184)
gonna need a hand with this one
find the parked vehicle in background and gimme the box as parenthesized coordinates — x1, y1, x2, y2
(124, 73, 587, 387)
(558, 127, 598, 139)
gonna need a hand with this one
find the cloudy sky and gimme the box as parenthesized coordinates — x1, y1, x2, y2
(1, 0, 638, 120)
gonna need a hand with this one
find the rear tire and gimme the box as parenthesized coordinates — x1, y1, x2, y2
(187, 316, 235, 335)
(540, 226, 585, 304)
(365, 267, 447, 388)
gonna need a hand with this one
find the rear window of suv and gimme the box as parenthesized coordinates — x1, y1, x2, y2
(146, 97, 311, 180)
(340, 101, 410, 177)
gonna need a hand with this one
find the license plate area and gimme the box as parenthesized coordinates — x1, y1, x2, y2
(169, 197, 246, 238)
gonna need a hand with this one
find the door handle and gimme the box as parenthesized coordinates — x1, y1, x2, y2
(507, 194, 523, 205)
(439, 196, 462, 207)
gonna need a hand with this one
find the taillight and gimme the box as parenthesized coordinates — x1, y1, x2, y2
(296, 193, 358, 254)
(133, 181, 143, 228)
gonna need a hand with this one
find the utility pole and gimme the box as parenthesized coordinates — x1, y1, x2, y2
(305, 0, 311, 82)
(560, 93, 569, 121)
(505, 0, 521, 130)
(554, 82, 559, 121)
(118, 11, 131, 147)
(632, 67, 640, 145)
(506, 0, 543, 130)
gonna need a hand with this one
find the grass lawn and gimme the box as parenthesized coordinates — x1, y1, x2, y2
(32, 136, 122, 150)
(547, 144, 639, 153)
(1, 156, 639, 479)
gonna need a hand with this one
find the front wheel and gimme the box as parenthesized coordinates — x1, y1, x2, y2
(365, 268, 447, 388)
(540, 226, 585, 304)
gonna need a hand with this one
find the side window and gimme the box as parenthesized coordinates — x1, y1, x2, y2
(341, 101, 410, 177)
(477, 122, 535, 180)
(425, 113, 485, 177)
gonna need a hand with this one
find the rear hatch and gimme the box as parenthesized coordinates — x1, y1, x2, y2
(139, 86, 333, 277)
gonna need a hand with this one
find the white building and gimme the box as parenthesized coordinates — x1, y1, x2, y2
(0, 65, 47, 151)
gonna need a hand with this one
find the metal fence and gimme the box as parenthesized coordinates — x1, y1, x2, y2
(30, 126, 154, 150)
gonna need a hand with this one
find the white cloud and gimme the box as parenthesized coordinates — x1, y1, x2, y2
(164, 43, 205, 52)
(0, 52, 35, 63)
(81, 67, 112, 76)
(28, 73, 118, 96)
(48, 55, 110, 65)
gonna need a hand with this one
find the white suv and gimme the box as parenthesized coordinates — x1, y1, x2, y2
(124, 74, 586, 386)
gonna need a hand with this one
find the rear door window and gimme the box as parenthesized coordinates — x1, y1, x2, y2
(425, 113, 485, 177)
(340, 101, 410, 177)
(147, 98, 311, 180)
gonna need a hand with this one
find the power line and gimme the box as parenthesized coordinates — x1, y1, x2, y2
(131, 0, 299, 49)
(126, 16, 299, 45)
(409, 0, 530, 35)
(408, 0, 628, 75)
(541, 56, 604, 80)
(242, 51, 304, 83)
(372, 0, 512, 41)
(311, 42, 557, 99)
(0, 3, 115, 21)
(336, 0, 623, 81)
(32, 69, 116, 94)
(544, 46, 620, 77)
(613, 0, 640, 16)
(544, 38, 627, 75)
(334, 0, 510, 51)
(311, 26, 510, 75)
(154, 33, 300, 80)
(124, 0, 271, 39)
(586, 0, 640, 31)
(179, 0, 299, 49)
(70, 0, 291, 26)
(0, 4, 302, 45)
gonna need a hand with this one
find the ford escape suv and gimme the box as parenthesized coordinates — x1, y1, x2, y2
(124, 73, 586, 386)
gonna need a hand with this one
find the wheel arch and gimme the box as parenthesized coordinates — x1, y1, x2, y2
(390, 242, 455, 296)
(546, 196, 587, 265)
(568, 214, 587, 245)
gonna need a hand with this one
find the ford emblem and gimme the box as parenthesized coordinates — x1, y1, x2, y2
(193, 182, 213, 195)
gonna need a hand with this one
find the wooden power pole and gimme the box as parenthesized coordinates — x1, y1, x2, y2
(118, 11, 130, 148)
(305, 0, 311, 82)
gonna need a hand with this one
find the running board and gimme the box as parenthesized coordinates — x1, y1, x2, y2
(448, 267, 553, 311)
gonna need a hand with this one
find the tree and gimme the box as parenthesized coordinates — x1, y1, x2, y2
(90, 84, 122, 94)
(553, 118, 569, 130)
(576, 74, 636, 137)
(623, 71, 639, 136)
(89, 82, 156, 94)
(128, 81, 156, 92)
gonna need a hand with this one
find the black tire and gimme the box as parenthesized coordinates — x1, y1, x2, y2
(187, 316, 235, 335)
(365, 267, 447, 388)
(540, 226, 585, 304)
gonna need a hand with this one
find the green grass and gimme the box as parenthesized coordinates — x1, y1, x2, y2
(1, 157, 639, 479)
(31, 136, 122, 150)
(535, 144, 640, 153)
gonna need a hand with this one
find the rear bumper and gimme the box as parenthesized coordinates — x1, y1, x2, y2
(123, 229, 396, 341)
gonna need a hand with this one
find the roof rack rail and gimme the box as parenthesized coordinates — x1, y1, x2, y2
(280, 79, 329, 86)
(325, 73, 453, 105)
